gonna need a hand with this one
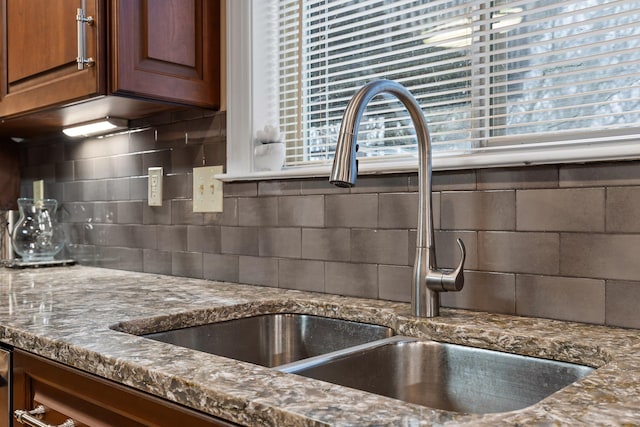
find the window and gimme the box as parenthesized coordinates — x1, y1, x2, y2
(225, 0, 640, 179)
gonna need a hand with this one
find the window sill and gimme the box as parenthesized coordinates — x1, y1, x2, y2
(217, 138, 640, 182)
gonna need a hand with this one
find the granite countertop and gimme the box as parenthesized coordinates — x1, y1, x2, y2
(1, 265, 639, 426)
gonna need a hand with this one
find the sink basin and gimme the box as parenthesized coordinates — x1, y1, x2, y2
(141, 313, 394, 367)
(279, 337, 594, 414)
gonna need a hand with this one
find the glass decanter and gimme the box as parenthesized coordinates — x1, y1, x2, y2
(12, 198, 65, 262)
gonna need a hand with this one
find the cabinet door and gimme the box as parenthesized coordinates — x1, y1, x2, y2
(12, 350, 239, 427)
(0, 0, 103, 117)
(111, 0, 220, 109)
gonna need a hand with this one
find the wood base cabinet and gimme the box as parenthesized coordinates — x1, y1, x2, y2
(12, 349, 238, 427)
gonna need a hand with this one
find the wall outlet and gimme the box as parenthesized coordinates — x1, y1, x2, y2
(193, 166, 223, 212)
(148, 167, 163, 206)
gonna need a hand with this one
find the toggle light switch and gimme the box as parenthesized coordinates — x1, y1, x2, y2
(193, 166, 223, 212)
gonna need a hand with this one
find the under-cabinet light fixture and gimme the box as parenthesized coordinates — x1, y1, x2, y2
(62, 117, 128, 137)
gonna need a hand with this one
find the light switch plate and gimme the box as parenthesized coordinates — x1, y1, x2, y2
(193, 166, 224, 212)
(148, 167, 163, 206)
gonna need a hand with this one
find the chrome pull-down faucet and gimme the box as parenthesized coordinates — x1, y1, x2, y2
(330, 80, 466, 317)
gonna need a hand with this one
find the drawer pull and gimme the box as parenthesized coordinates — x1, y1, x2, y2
(14, 405, 75, 427)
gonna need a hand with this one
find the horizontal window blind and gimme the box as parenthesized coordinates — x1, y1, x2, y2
(276, 0, 640, 169)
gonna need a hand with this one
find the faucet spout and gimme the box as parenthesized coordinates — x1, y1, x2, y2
(330, 80, 466, 317)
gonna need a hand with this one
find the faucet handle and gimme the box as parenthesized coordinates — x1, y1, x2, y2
(427, 238, 466, 292)
(444, 238, 466, 291)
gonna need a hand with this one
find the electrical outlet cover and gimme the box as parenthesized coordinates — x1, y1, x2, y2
(193, 166, 224, 212)
(148, 167, 163, 206)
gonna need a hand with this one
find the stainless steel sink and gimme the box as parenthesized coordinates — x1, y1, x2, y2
(134, 312, 594, 414)
(278, 336, 595, 414)
(142, 313, 394, 367)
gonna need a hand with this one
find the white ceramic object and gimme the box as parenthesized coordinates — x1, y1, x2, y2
(254, 142, 286, 171)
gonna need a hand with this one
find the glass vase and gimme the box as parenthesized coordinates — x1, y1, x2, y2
(12, 198, 65, 262)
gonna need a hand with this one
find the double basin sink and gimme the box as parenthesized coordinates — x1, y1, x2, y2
(133, 313, 593, 414)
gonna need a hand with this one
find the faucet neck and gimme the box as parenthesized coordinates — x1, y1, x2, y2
(330, 80, 435, 252)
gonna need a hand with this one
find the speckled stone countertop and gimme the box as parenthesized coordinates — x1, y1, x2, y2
(1, 265, 640, 426)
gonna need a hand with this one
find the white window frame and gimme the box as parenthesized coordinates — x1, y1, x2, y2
(221, 0, 640, 182)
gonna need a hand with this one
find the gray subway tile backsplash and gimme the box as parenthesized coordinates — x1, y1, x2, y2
(278, 195, 325, 227)
(18, 110, 640, 327)
(301, 228, 351, 261)
(116, 201, 143, 224)
(516, 188, 605, 232)
(478, 231, 560, 275)
(278, 258, 325, 293)
(300, 177, 350, 195)
(221, 226, 259, 256)
(163, 174, 191, 201)
(429, 170, 476, 191)
(225, 181, 257, 197)
(143, 204, 172, 225)
(259, 180, 302, 196)
(172, 251, 203, 279)
(350, 174, 410, 194)
(239, 255, 278, 287)
(605, 280, 640, 329)
(129, 176, 148, 201)
(63, 202, 95, 223)
(157, 225, 188, 252)
(378, 264, 412, 302)
(325, 193, 378, 228)
(259, 227, 301, 258)
(476, 165, 558, 190)
(106, 178, 131, 201)
(142, 150, 172, 173)
(560, 233, 640, 281)
(351, 229, 409, 265)
(238, 197, 278, 226)
(434, 230, 478, 270)
(187, 225, 221, 254)
(143, 249, 172, 275)
(560, 161, 640, 188)
(606, 186, 640, 232)
(74, 158, 94, 180)
(93, 202, 117, 224)
(171, 199, 203, 225)
(204, 197, 238, 226)
(97, 246, 143, 272)
(441, 271, 516, 314)
(171, 145, 204, 174)
(203, 253, 239, 283)
(54, 160, 74, 182)
(441, 190, 516, 231)
(515, 274, 605, 324)
(325, 261, 378, 299)
(129, 225, 158, 249)
(378, 192, 418, 230)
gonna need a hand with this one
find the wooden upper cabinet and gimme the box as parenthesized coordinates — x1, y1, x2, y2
(0, 0, 220, 128)
(112, 0, 219, 107)
(0, 0, 102, 116)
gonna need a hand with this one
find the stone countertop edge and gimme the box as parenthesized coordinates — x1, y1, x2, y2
(0, 265, 639, 426)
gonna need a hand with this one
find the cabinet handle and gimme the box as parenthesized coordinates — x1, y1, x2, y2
(76, 6, 95, 70)
(14, 405, 75, 427)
